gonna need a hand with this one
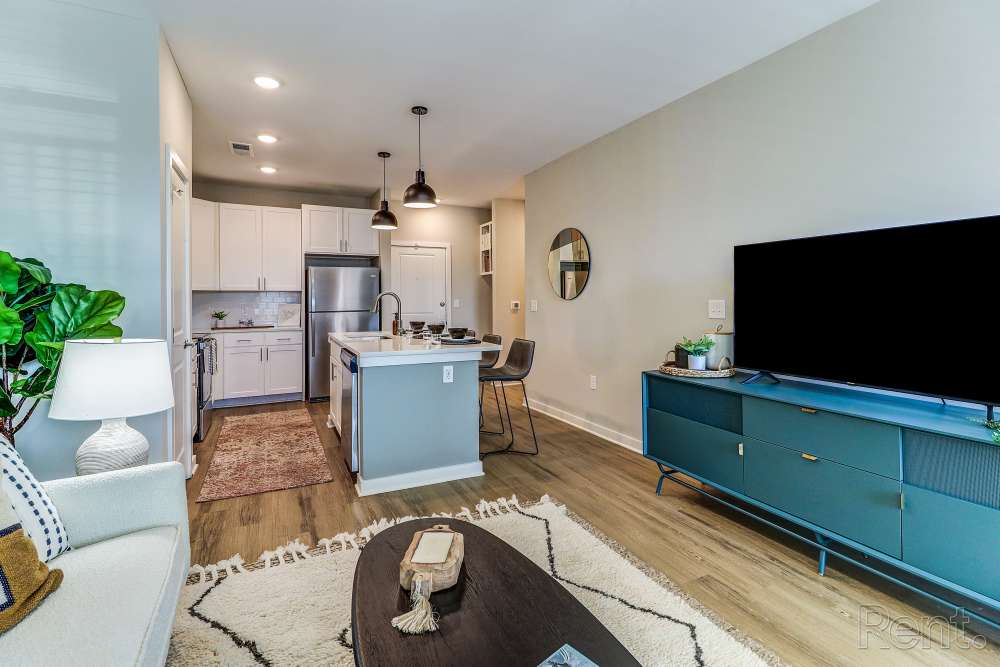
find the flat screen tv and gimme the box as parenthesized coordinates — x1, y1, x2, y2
(734, 215, 999, 407)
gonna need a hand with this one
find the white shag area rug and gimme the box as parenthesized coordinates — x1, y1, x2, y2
(168, 495, 781, 666)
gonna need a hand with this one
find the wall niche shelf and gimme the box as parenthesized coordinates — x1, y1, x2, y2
(479, 221, 494, 276)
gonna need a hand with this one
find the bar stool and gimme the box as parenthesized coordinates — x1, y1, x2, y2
(479, 338, 538, 458)
(478, 334, 502, 432)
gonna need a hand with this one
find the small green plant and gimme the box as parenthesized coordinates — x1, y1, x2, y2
(984, 418, 1000, 444)
(678, 335, 716, 357)
(210, 310, 229, 322)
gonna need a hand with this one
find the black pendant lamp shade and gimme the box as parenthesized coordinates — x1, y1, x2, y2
(402, 106, 437, 208)
(371, 151, 398, 230)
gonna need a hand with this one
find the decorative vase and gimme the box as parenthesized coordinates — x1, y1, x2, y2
(688, 355, 707, 371)
(706, 331, 734, 370)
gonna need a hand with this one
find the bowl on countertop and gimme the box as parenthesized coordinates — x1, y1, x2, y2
(427, 323, 446, 334)
(409, 320, 425, 332)
(447, 327, 468, 340)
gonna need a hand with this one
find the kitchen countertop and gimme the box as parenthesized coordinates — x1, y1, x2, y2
(330, 332, 500, 368)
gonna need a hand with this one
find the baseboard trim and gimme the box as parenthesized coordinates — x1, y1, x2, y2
(212, 393, 303, 409)
(356, 461, 484, 497)
(529, 398, 642, 453)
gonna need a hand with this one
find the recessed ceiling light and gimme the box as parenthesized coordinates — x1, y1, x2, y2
(257, 134, 278, 144)
(259, 166, 277, 174)
(253, 76, 281, 89)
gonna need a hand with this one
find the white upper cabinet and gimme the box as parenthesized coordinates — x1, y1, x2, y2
(219, 204, 262, 290)
(191, 198, 219, 290)
(302, 205, 379, 255)
(302, 205, 343, 254)
(343, 208, 380, 255)
(261, 207, 302, 291)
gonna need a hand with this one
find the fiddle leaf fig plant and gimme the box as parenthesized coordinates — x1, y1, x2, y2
(0, 250, 126, 448)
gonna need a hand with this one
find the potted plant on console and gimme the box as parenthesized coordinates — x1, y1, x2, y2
(679, 335, 716, 370)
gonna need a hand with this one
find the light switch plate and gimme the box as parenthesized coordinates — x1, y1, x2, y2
(529, 300, 538, 312)
(453, 299, 461, 308)
(589, 375, 597, 390)
(443, 365, 454, 383)
(708, 299, 726, 319)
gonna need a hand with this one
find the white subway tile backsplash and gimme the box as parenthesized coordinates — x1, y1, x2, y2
(192, 291, 301, 331)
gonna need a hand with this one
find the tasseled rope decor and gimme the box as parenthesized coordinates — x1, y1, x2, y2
(390, 524, 464, 635)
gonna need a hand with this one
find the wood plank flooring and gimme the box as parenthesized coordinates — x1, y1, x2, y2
(186, 388, 999, 666)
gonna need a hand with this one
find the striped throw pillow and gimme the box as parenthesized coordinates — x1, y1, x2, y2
(0, 446, 69, 562)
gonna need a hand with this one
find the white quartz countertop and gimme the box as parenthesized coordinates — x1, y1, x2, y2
(330, 332, 500, 368)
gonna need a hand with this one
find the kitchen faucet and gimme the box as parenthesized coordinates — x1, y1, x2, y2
(370, 291, 403, 335)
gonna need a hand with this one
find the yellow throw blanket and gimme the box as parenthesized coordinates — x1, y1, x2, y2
(1, 490, 62, 634)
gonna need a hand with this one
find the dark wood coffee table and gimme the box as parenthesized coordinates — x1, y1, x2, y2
(352, 518, 639, 666)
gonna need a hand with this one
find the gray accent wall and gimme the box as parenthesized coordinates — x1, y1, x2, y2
(192, 179, 374, 209)
(524, 0, 1000, 448)
(1, 0, 170, 479)
(359, 360, 479, 480)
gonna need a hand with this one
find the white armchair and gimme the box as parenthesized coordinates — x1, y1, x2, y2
(0, 462, 189, 666)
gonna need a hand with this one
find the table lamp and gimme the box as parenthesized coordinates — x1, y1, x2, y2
(49, 339, 174, 476)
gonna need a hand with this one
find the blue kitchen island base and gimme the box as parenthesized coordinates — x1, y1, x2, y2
(643, 370, 1000, 632)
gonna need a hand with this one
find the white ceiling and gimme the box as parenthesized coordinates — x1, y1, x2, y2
(153, 0, 876, 207)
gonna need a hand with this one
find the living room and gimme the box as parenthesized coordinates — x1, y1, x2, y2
(2, 1, 1000, 665)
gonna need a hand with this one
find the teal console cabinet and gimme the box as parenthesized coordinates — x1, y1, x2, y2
(642, 370, 1000, 629)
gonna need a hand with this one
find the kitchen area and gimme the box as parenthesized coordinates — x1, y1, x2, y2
(189, 195, 501, 495)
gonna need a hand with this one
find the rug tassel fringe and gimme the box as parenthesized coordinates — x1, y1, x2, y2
(188, 494, 530, 582)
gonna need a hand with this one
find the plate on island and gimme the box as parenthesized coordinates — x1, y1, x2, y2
(440, 337, 481, 345)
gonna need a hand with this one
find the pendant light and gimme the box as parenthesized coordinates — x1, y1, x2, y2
(371, 151, 398, 230)
(402, 105, 437, 208)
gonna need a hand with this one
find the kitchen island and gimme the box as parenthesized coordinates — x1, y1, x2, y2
(329, 332, 502, 496)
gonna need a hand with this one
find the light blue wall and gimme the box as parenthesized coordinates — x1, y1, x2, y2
(0, 0, 165, 479)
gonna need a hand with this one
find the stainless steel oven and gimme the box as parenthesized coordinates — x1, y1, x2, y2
(194, 336, 216, 442)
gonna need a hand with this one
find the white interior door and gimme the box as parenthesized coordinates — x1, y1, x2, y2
(390, 243, 450, 327)
(166, 150, 193, 477)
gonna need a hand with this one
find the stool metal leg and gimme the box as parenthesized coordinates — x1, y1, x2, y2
(481, 380, 538, 458)
(479, 381, 505, 436)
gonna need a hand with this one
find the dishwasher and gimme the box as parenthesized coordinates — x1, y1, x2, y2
(340, 348, 359, 473)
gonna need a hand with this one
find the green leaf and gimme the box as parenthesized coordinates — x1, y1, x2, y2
(15, 258, 51, 287)
(0, 303, 23, 345)
(10, 367, 53, 399)
(24, 312, 60, 369)
(48, 286, 125, 338)
(76, 322, 123, 339)
(0, 251, 20, 295)
(0, 390, 16, 418)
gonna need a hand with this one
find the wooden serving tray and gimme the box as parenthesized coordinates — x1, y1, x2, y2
(658, 364, 736, 378)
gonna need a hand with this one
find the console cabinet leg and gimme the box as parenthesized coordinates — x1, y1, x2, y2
(655, 463, 675, 496)
(816, 533, 828, 576)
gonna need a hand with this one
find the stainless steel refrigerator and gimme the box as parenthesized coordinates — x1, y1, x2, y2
(305, 266, 380, 400)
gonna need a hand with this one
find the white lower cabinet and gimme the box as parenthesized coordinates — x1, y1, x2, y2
(224, 346, 266, 398)
(222, 332, 303, 400)
(328, 341, 342, 432)
(265, 345, 304, 394)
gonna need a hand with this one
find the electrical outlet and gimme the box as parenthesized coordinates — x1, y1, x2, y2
(453, 299, 461, 308)
(529, 299, 538, 312)
(443, 365, 454, 383)
(589, 375, 597, 390)
(708, 299, 726, 319)
(510, 300, 520, 311)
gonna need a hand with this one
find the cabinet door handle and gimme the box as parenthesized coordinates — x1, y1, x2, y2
(263, 277, 267, 291)
(800, 407, 817, 414)
(266, 348, 269, 361)
(259, 348, 263, 362)
(237, 339, 252, 343)
(801, 453, 818, 462)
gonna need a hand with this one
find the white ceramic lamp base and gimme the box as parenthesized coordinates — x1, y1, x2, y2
(75, 417, 150, 476)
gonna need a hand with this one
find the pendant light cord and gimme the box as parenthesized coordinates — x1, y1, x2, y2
(382, 155, 388, 200)
(417, 114, 423, 170)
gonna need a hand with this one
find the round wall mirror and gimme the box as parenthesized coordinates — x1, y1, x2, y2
(547, 228, 591, 300)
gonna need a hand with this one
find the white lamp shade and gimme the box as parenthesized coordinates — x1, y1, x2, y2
(49, 339, 174, 421)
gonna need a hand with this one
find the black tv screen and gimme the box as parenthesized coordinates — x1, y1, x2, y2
(734, 215, 999, 406)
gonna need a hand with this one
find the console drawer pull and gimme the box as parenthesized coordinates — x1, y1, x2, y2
(801, 453, 818, 462)
(800, 407, 818, 414)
